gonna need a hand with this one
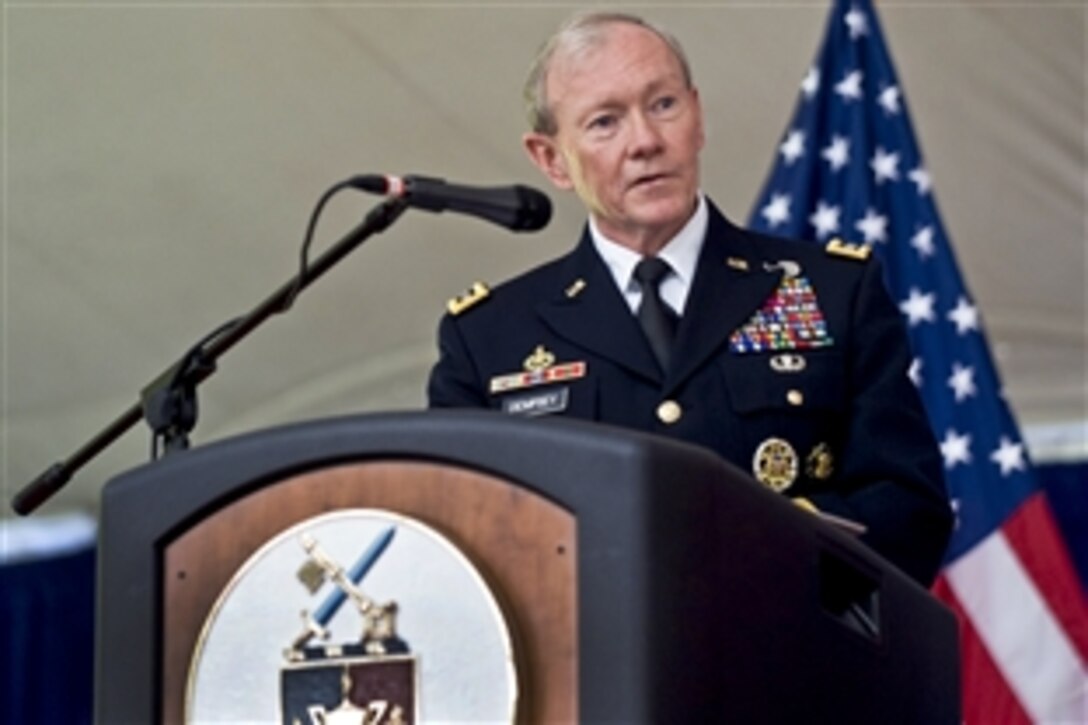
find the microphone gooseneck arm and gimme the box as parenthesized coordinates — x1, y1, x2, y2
(12, 172, 553, 516)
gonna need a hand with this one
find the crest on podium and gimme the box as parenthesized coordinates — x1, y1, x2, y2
(185, 509, 517, 723)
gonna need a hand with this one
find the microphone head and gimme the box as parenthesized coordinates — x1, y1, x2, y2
(512, 185, 553, 232)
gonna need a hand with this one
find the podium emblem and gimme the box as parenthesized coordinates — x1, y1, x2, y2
(281, 526, 416, 724)
(186, 509, 518, 723)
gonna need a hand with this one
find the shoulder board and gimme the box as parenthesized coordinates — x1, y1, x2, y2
(825, 237, 872, 261)
(447, 281, 490, 316)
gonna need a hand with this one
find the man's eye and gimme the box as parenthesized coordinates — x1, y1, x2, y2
(588, 114, 616, 130)
(653, 95, 678, 112)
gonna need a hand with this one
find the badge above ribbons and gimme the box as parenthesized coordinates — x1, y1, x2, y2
(186, 509, 518, 724)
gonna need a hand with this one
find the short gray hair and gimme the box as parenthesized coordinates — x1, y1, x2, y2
(523, 12, 694, 135)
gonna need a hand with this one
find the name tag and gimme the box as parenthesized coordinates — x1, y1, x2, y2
(501, 387, 570, 417)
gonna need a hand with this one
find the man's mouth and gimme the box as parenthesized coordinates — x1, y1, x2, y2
(630, 173, 671, 189)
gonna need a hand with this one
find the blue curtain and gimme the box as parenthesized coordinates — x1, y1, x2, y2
(1, 546, 95, 724)
(1041, 462, 1088, 590)
(1, 462, 1084, 723)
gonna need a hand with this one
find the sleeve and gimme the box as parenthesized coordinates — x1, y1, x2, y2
(426, 312, 490, 409)
(805, 257, 954, 586)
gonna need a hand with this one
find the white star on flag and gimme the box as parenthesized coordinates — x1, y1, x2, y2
(854, 207, 888, 243)
(899, 287, 936, 326)
(834, 69, 864, 101)
(948, 362, 978, 402)
(844, 6, 869, 39)
(878, 85, 901, 114)
(908, 357, 923, 387)
(947, 296, 979, 335)
(908, 166, 932, 195)
(761, 193, 791, 228)
(940, 429, 972, 469)
(910, 226, 936, 259)
(779, 130, 806, 165)
(801, 67, 820, 99)
(809, 201, 841, 239)
(821, 135, 850, 172)
(870, 147, 901, 184)
(990, 436, 1026, 476)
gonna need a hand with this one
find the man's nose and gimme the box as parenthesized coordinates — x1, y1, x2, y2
(627, 112, 664, 157)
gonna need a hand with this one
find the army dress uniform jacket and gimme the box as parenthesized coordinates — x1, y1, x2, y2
(427, 201, 952, 585)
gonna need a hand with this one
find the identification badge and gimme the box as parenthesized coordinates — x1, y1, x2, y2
(501, 387, 570, 416)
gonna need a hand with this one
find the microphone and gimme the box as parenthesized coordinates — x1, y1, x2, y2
(349, 174, 552, 232)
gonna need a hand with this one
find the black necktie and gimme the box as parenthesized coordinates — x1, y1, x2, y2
(633, 257, 678, 372)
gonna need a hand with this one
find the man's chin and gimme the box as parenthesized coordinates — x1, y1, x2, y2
(627, 197, 696, 231)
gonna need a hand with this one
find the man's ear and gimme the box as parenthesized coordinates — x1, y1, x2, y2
(691, 86, 706, 152)
(523, 132, 574, 190)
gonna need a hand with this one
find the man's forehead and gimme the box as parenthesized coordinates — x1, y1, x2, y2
(551, 22, 680, 75)
(546, 23, 686, 105)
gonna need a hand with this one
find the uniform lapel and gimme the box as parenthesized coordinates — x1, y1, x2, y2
(536, 231, 663, 383)
(665, 207, 781, 393)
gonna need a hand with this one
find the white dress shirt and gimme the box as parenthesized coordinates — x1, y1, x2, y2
(589, 194, 708, 317)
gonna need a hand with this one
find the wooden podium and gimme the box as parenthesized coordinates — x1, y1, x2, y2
(96, 410, 959, 723)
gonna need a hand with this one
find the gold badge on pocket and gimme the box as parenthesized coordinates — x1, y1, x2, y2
(753, 437, 798, 493)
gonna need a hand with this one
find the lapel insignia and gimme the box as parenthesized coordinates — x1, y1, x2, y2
(806, 443, 835, 480)
(769, 353, 806, 373)
(489, 345, 587, 394)
(729, 274, 834, 353)
(447, 282, 490, 316)
(826, 237, 872, 261)
(753, 437, 798, 493)
(565, 278, 587, 298)
(726, 257, 750, 272)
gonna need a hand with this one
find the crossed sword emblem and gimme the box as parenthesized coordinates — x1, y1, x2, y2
(290, 525, 397, 651)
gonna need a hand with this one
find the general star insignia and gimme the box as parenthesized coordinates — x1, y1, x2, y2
(826, 237, 872, 261)
(447, 282, 490, 315)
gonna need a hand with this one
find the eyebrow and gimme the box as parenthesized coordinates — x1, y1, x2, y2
(571, 76, 687, 124)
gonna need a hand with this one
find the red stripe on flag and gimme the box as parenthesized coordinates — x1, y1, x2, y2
(933, 575, 1032, 725)
(1002, 491, 1088, 664)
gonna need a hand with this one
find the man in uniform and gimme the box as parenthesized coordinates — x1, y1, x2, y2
(427, 12, 952, 586)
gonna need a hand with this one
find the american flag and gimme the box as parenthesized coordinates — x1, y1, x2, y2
(746, 0, 1088, 721)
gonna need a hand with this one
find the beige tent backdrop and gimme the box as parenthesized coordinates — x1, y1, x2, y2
(3, 2, 1085, 518)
